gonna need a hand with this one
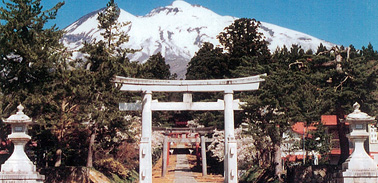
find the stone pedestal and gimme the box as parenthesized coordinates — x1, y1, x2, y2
(338, 102, 378, 183)
(0, 104, 44, 183)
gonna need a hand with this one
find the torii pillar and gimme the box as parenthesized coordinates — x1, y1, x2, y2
(140, 91, 152, 182)
(224, 90, 237, 181)
(114, 75, 265, 183)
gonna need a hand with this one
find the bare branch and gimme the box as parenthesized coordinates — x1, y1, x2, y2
(334, 75, 350, 92)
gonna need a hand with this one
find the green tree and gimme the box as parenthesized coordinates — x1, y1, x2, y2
(241, 44, 330, 182)
(243, 62, 302, 181)
(186, 19, 272, 130)
(316, 43, 328, 54)
(218, 18, 270, 59)
(186, 42, 229, 79)
(310, 45, 378, 164)
(29, 51, 94, 167)
(141, 52, 172, 79)
(217, 18, 271, 76)
(0, 0, 70, 167)
(362, 43, 378, 60)
(0, 0, 64, 111)
(185, 42, 230, 129)
(79, 0, 137, 169)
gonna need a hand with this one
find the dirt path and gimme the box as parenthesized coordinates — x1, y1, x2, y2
(186, 155, 224, 183)
(152, 152, 176, 183)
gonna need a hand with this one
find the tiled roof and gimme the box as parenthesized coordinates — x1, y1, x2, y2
(292, 122, 317, 135)
(321, 115, 338, 126)
(329, 149, 353, 155)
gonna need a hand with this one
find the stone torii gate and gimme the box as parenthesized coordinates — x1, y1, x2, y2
(114, 75, 265, 183)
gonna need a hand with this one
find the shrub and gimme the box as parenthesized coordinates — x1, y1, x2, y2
(95, 157, 129, 179)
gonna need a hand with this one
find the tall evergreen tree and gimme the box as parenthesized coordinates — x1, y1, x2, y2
(186, 42, 229, 79)
(141, 52, 172, 79)
(79, 0, 138, 169)
(0, 0, 69, 167)
(31, 60, 92, 167)
(241, 45, 331, 181)
(217, 18, 271, 75)
(218, 18, 270, 59)
(0, 0, 64, 111)
(185, 42, 231, 129)
(310, 45, 378, 164)
(362, 43, 378, 60)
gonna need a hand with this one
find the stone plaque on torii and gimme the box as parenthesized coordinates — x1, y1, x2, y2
(114, 74, 265, 183)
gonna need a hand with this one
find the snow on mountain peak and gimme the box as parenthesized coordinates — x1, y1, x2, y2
(170, 0, 194, 9)
(63, 1, 336, 78)
(146, 0, 207, 17)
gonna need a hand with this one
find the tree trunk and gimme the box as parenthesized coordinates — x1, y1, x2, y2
(87, 130, 96, 168)
(274, 143, 283, 182)
(336, 108, 349, 164)
(54, 149, 62, 167)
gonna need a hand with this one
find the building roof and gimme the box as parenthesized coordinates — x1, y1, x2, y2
(321, 115, 349, 126)
(292, 122, 317, 135)
(321, 115, 338, 126)
(291, 115, 348, 136)
(329, 149, 353, 155)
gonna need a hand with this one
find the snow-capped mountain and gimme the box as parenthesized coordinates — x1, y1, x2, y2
(63, 0, 335, 78)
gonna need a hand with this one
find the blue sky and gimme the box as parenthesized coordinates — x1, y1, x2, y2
(2, 0, 378, 49)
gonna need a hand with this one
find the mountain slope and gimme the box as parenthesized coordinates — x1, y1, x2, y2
(62, 0, 335, 78)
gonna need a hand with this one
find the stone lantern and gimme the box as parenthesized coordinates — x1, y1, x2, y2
(339, 102, 378, 182)
(0, 104, 44, 183)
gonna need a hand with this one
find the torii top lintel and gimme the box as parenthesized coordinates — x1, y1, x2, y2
(114, 74, 266, 92)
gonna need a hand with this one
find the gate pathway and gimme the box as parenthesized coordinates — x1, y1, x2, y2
(152, 144, 223, 183)
(173, 144, 198, 183)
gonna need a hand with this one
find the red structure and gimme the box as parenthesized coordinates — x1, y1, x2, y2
(321, 115, 353, 165)
(283, 115, 352, 164)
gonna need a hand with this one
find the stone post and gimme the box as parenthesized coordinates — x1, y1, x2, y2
(196, 134, 200, 166)
(224, 90, 237, 183)
(140, 91, 152, 183)
(201, 136, 207, 176)
(0, 104, 44, 183)
(162, 136, 168, 177)
(339, 102, 378, 183)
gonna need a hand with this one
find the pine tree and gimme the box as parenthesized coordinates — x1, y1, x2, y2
(240, 44, 330, 181)
(310, 45, 378, 164)
(185, 42, 230, 129)
(362, 43, 378, 60)
(316, 43, 328, 54)
(217, 18, 271, 76)
(186, 42, 229, 79)
(31, 61, 92, 167)
(0, 0, 64, 110)
(141, 52, 172, 79)
(218, 18, 270, 59)
(0, 0, 68, 167)
(79, 0, 137, 168)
